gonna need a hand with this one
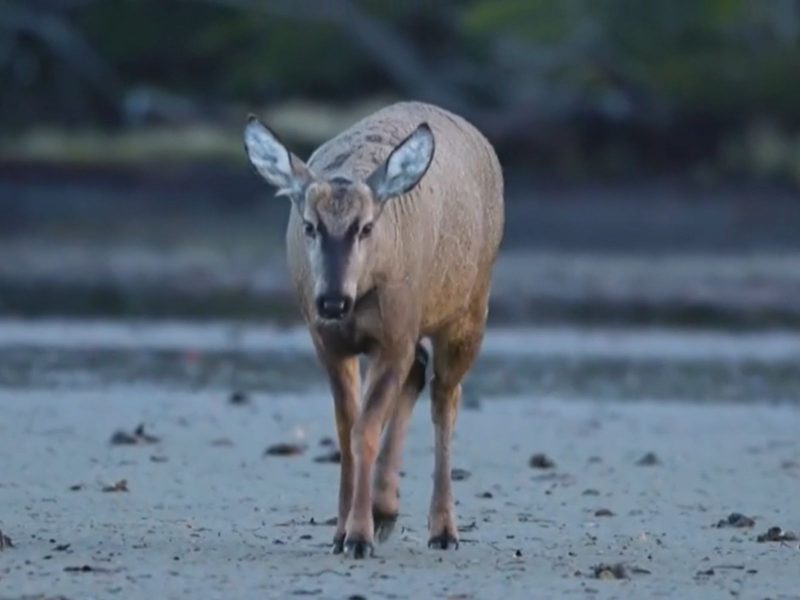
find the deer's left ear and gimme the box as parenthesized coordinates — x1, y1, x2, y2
(366, 123, 435, 202)
(244, 115, 313, 201)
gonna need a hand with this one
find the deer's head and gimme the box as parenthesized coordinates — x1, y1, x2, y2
(244, 116, 434, 321)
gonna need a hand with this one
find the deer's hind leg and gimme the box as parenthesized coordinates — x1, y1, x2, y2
(428, 291, 489, 549)
(372, 342, 429, 542)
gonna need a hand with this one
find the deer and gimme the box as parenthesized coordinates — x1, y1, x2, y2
(244, 101, 504, 558)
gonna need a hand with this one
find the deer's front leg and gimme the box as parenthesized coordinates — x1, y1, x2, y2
(344, 348, 412, 558)
(318, 349, 360, 554)
(372, 343, 428, 542)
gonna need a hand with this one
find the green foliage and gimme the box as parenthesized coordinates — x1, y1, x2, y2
(74, 0, 375, 99)
(5, 0, 799, 121)
(463, 0, 581, 43)
(2, 0, 799, 179)
(463, 0, 800, 120)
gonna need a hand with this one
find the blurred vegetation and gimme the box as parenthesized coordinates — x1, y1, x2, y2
(1, 0, 800, 182)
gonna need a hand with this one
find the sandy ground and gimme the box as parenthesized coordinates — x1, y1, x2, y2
(0, 322, 799, 599)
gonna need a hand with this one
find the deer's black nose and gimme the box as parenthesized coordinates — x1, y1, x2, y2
(315, 295, 353, 320)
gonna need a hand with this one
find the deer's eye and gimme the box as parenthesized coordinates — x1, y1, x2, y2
(303, 221, 317, 238)
(359, 222, 374, 239)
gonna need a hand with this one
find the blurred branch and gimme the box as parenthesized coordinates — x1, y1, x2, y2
(0, 0, 686, 148)
(176, 0, 651, 144)
(0, 1, 122, 114)
(26, 0, 97, 9)
(178, 0, 471, 113)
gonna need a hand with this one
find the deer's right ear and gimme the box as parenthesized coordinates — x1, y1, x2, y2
(244, 115, 313, 201)
(366, 123, 435, 203)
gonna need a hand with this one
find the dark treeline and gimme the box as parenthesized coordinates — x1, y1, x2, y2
(2, 0, 799, 181)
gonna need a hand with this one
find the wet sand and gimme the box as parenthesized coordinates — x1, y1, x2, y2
(0, 322, 799, 599)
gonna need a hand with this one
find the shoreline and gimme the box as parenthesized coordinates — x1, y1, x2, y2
(3, 250, 800, 328)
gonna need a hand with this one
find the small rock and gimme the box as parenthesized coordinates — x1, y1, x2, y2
(63, 564, 116, 574)
(458, 521, 478, 532)
(210, 437, 234, 447)
(64, 564, 106, 573)
(53, 543, 71, 552)
(529, 453, 556, 469)
(308, 516, 338, 526)
(477, 491, 494, 499)
(109, 431, 137, 445)
(110, 424, 160, 446)
(313, 449, 341, 464)
(582, 489, 600, 496)
(228, 390, 249, 405)
(592, 563, 628, 580)
(514, 549, 523, 558)
(696, 568, 715, 577)
(150, 455, 169, 463)
(102, 479, 129, 493)
(69, 483, 84, 491)
(636, 452, 661, 466)
(133, 423, 159, 442)
(264, 442, 306, 457)
(450, 468, 471, 481)
(715, 513, 755, 528)
(318, 436, 335, 447)
(594, 508, 615, 517)
(756, 526, 798, 542)
(591, 562, 650, 579)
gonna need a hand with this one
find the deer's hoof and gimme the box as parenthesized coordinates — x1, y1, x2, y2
(343, 538, 374, 559)
(428, 532, 459, 550)
(331, 534, 345, 554)
(373, 510, 398, 543)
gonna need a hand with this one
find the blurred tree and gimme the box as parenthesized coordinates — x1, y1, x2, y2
(1, 0, 798, 179)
